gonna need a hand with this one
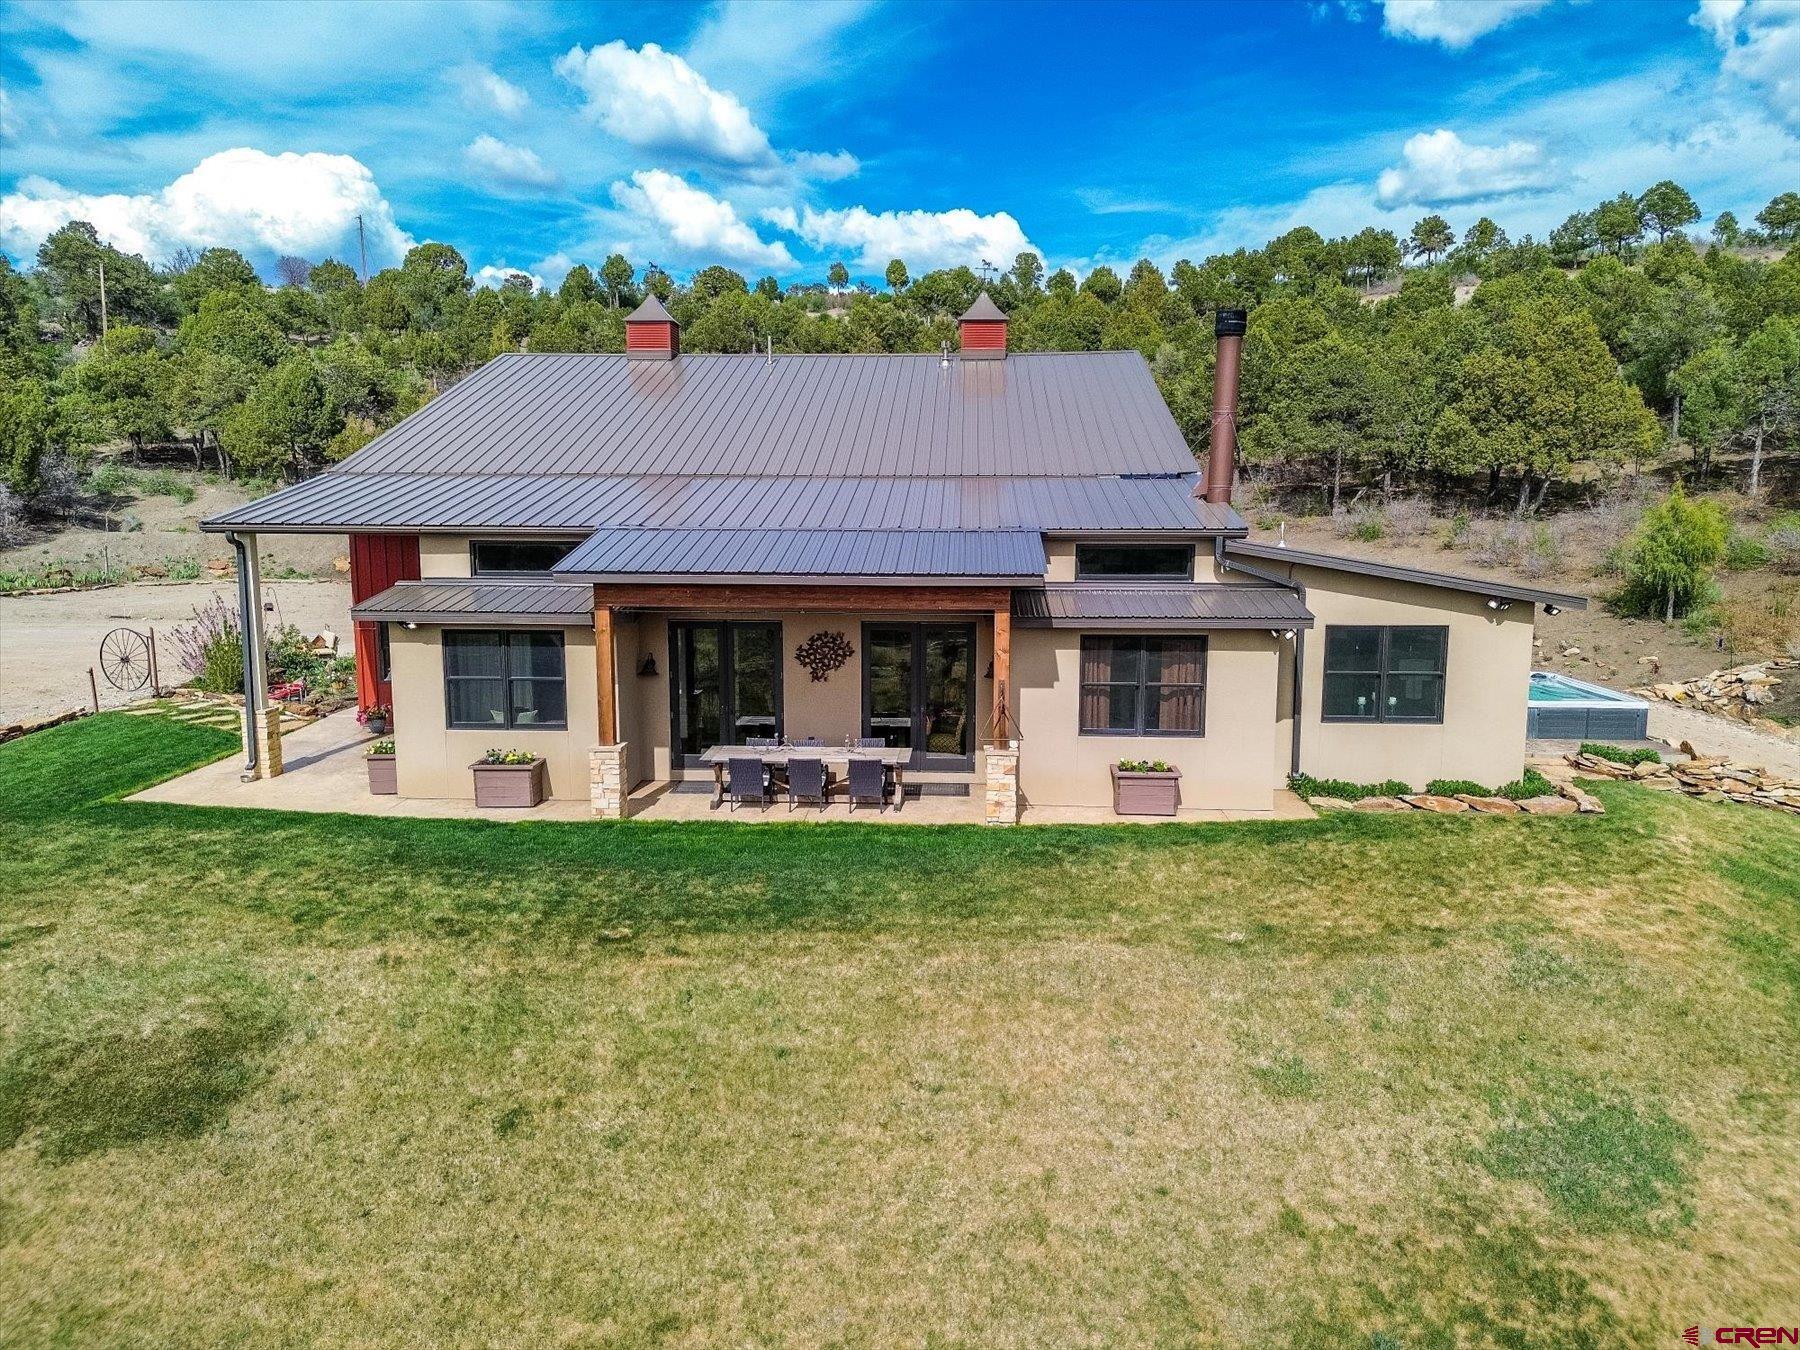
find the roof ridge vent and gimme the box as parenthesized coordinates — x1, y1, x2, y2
(626, 293, 679, 361)
(958, 291, 1007, 360)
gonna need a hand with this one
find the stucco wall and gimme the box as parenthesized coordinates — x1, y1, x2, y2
(1011, 628, 1284, 811)
(388, 623, 599, 801)
(1043, 539, 1216, 583)
(418, 536, 471, 579)
(1278, 563, 1535, 790)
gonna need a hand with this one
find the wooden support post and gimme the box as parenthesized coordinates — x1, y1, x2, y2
(991, 603, 1012, 746)
(594, 599, 617, 745)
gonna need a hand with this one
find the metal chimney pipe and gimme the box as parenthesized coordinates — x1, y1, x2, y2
(1205, 308, 1247, 506)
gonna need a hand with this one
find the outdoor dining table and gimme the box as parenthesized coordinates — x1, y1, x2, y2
(699, 744, 909, 810)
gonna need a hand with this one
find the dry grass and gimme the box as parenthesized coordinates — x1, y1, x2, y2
(2, 715, 1798, 1345)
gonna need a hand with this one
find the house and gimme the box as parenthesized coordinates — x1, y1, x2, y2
(202, 295, 1584, 822)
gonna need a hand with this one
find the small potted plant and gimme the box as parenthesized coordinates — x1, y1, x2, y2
(366, 738, 397, 795)
(357, 703, 391, 737)
(1111, 758, 1181, 816)
(471, 748, 547, 808)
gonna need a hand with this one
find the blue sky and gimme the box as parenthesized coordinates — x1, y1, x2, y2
(1, 0, 1797, 289)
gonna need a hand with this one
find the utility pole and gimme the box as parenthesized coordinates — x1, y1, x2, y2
(97, 258, 108, 338)
(356, 213, 368, 283)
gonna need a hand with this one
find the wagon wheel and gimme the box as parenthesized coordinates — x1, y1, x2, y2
(99, 627, 152, 692)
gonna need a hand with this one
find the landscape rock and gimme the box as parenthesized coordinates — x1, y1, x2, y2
(1455, 794, 1523, 814)
(1401, 794, 1470, 814)
(1555, 783, 1607, 814)
(1352, 796, 1413, 812)
(1307, 796, 1355, 811)
(1518, 795, 1579, 816)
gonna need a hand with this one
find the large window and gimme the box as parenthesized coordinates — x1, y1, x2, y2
(469, 539, 580, 575)
(1078, 635, 1206, 736)
(1321, 625, 1446, 723)
(670, 622, 782, 760)
(1075, 543, 1193, 581)
(444, 630, 568, 729)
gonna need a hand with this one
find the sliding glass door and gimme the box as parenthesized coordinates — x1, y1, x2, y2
(671, 621, 782, 762)
(862, 622, 976, 768)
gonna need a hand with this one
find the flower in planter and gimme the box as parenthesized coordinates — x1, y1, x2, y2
(1117, 759, 1173, 773)
(479, 748, 539, 765)
(356, 704, 391, 727)
(367, 739, 395, 756)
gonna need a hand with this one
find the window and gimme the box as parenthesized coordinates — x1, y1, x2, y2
(1321, 625, 1446, 724)
(1075, 543, 1193, 581)
(1079, 635, 1206, 736)
(670, 622, 782, 760)
(375, 622, 391, 684)
(444, 631, 567, 729)
(469, 539, 579, 575)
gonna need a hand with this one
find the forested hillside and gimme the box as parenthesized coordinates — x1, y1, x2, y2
(2, 183, 1798, 537)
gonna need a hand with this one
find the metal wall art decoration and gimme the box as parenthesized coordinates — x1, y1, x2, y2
(794, 630, 854, 682)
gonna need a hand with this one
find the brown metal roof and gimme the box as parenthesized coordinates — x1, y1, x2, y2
(960, 291, 1007, 321)
(625, 293, 675, 323)
(1013, 584, 1315, 629)
(1226, 541, 1588, 609)
(555, 529, 1044, 582)
(350, 580, 594, 626)
(202, 472, 1243, 534)
(319, 350, 1196, 479)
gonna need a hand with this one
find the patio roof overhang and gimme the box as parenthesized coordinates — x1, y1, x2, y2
(350, 580, 594, 627)
(552, 528, 1046, 584)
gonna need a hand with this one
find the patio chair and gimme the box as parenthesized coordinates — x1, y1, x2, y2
(847, 756, 888, 813)
(786, 757, 828, 811)
(726, 757, 772, 810)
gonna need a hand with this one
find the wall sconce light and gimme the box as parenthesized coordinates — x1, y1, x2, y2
(638, 655, 658, 677)
(400, 621, 418, 630)
(1485, 598, 1512, 611)
(1543, 604, 1561, 616)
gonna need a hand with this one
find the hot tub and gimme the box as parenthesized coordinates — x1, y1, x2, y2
(1527, 671, 1650, 740)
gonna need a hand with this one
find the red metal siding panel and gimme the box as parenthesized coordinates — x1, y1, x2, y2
(348, 534, 418, 707)
(960, 319, 1007, 351)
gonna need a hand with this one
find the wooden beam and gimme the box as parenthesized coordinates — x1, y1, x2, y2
(594, 598, 617, 744)
(991, 603, 1012, 746)
(593, 583, 1012, 614)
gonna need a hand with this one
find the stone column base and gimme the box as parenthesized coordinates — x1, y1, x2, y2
(240, 703, 285, 781)
(985, 745, 1019, 825)
(590, 742, 629, 818)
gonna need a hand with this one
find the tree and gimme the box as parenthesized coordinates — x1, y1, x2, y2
(275, 256, 314, 289)
(1733, 317, 1800, 496)
(827, 261, 851, 291)
(1712, 212, 1742, 248)
(310, 259, 359, 295)
(1755, 192, 1800, 242)
(222, 353, 344, 477)
(1010, 251, 1043, 294)
(1637, 181, 1700, 243)
(1462, 217, 1508, 257)
(1079, 265, 1122, 304)
(1046, 268, 1077, 298)
(1548, 211, 1597, 267)
(559, 264, 598, 304)
(884, 258, 909, 293)
(754, 275, 781, 299)
(1406, 215, 1454, 264)
(1623, 276, 1723, 437)
(690, 265, 748, 301)
(1345, 227, 1403, 287)
(168, 247, 261, 312)
(0, 376, 55, 496)
(67, 326, 170, 451)
(1621, 483, 1727, 621)
(643, 266, 674, 301)
(1593, 192, 1644, 256)
(35, 223, 163, 337)
(600, 254, 635, 307)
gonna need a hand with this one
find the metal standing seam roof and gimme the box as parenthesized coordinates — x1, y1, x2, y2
(554, 529, 1046, 581)
(1013, 585, 1316, 629)
(200, 472, 1245, 534)
(1225, 541, 1589, 609)
(349, 580, 594, 626)
(311, 350, 1197, 479)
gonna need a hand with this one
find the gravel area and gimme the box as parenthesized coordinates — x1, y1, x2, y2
(0, 580, 352, 724)
(1646, 702, 1800, 779)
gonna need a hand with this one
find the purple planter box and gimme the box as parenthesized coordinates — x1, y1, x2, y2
(1111, 764, 1182, 817)
(366, 754, 397, 795)
(471, 759, 547, 808)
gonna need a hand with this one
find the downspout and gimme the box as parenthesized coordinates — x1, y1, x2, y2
(1215, 537, 1307, 778)
(227, 531, 257, 776)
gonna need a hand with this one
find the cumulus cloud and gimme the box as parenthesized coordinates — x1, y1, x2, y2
(454, 66, 529, 117)
(765, 203, 1035, 272)
(0, 147, 414, 267)
(1375, 128, 1560, 207)
(1693, 0, 1800, 130)
(784, 149, 860, 183)
(556, 40, 774, 166)
(473, 263, 543, 292)
(608, 169, 794, 269)
(1379, 0, 1553, 48)
(463, 134, 561, 193)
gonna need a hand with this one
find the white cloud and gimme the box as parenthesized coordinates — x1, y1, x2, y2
(556, 40, 774, 166)
(1379, 0, 1553, 48)
(454, 66, 529, 117)
(1693, 0, 1800, 130)
(463, 134, 561, 193)
(1375, 128, 1560, 207)
(608, 169, 794, 269)
(784, 149, 860, 183)
(0, 85, 16, 141)
(0, 147, 415, 267)
(683, 0, 884, 102)
(768, 203, 1035, 272)
(473, 263, 543, 291)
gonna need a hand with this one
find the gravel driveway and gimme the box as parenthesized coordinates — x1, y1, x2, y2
(1, 580, 352, 723)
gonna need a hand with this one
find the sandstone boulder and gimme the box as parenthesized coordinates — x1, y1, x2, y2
(1518, 795, 1578, 816)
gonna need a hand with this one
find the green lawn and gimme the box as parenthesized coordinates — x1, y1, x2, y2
(2, 714, 1798, 1346)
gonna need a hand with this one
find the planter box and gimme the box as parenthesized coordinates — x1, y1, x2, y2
(1111, 764, 1182, 817)
(363, 718, 388, 737)
(366, 753, 397, 795)
(471, 758, 547, 808)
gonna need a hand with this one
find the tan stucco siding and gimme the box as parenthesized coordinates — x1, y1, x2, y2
(1011, 628, 1283, 811)
(1043, 539, 1214, 583)
(388, 623, 598, 800)
(418, 536, 471, 578)
(1285, 564, 1536, 790)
